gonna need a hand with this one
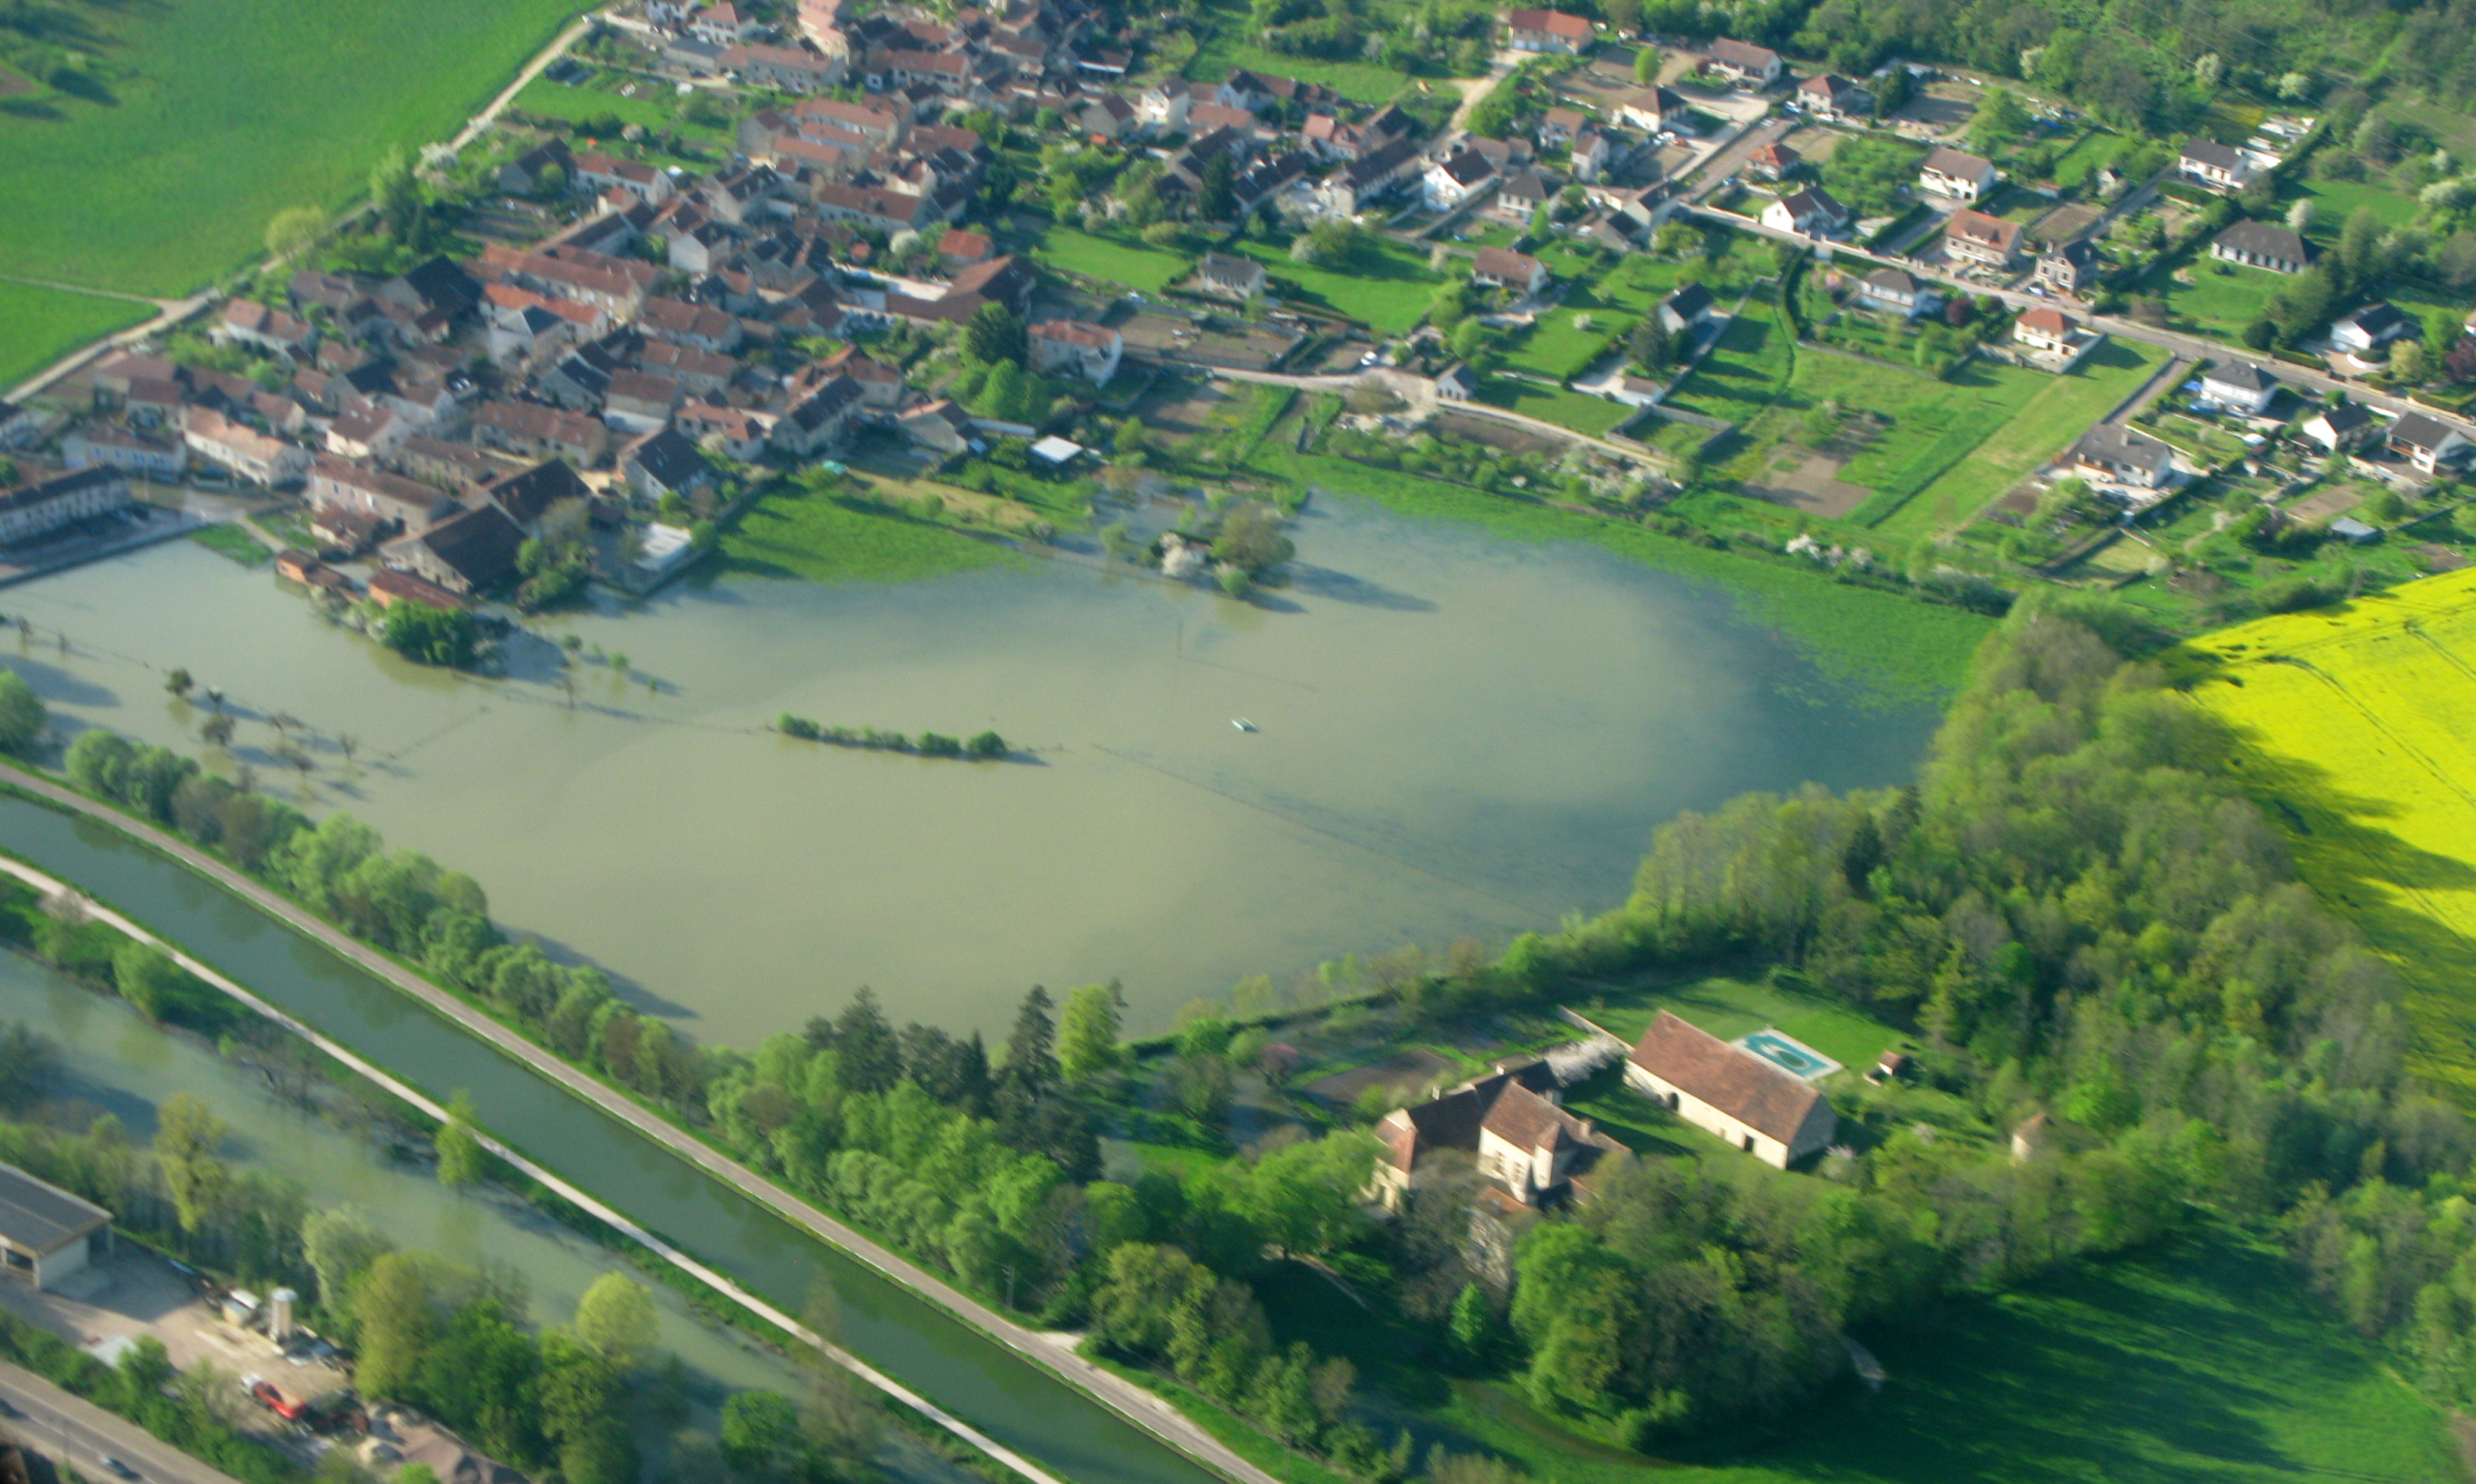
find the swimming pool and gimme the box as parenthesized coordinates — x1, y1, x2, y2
(1737, 1029, 1841, 1082)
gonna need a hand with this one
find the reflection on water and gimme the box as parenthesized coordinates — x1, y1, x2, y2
(0, 952, 973, 1484)
(2, 494, 1934, 1043)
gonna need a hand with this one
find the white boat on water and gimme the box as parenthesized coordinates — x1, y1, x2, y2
(1231, 718, 1258, 732)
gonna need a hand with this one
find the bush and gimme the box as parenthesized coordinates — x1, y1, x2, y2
(966, 730, 1007, 758)
(380, 603, 477, 667)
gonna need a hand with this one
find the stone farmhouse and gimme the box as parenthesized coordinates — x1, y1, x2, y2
(1623, 1012, 1837, 1168)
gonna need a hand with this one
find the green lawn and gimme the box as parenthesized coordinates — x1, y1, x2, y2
(1023, 223, 1189, 294)
(1347, 1227, 2459, 1484)
(2048, 129, 2131, 189)
(1474, 381, 1635, 436)
(2299, 177, 2423, 236)
(720, 482, 1019, 584)
(509, 74, 735, 147)
(0, 0, 587, 294)
(0, 281, 151, 389)
(1232, 238, 1442, 333)
(1874, 338, 2171, 538)
(2143, 257, 2288, 342)
(1182, 0, 1424, 101)
(1663, 299, 1797, 426)
(1504, 307, 1626, 382)
(1570, 975, 1904, 1073)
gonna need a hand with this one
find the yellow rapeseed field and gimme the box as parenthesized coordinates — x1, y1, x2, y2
(2183, 568, 2476, 1095)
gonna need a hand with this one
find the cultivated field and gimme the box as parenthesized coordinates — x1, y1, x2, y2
(0, 282, 150, 390)
(0, 0, 585, 296)
(2183, 568, 2476, 1095)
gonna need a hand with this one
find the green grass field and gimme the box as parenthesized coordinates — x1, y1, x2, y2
(1875, 339, 2170, 538)
(2143, 257, 2288, 342)
(1473, 381, 1636, 436)
(2047, 129, 2132, 189)
(0, 281, 151, 389)
(1024, 223, 1190, 294)
(509, 74, 735, 147)
(1233, 238, 1443, 333)
(1181, 0, 1424, 101)
(1305, 1227, 2456, 1484)
(721, 482, 1019, 585)
(0, 0, 585, 293)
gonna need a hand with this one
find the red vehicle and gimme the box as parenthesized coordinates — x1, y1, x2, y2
(242, 1376, 305, 1422)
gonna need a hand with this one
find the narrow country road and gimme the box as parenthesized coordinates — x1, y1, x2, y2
(0, 760, 1280, 1484)
(1207, 364, 1666, 466)
(0, 1362, 248, 1484)
(449, 12, 602, 154)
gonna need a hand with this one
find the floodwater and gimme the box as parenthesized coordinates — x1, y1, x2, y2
(0, 951, 973, 1484)
(0, 493, 1935, 1045)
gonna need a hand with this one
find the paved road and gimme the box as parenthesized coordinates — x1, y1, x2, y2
(0, 1363, 247, 1484)
(0, 761, 1276, 1484)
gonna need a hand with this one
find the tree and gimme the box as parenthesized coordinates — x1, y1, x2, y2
(381, 603, 477, 667)
(718, 1391, 807, 1479)
(302, 1205, 396, 1317)
(2393, 337, 2428, 383)
(2439, 230, 2476, 289)
(1632, 46, 1659, 84)
(575, 1273, 659, 1370)
(1057, 981, 1125, 1082)
(2338, 204, 2387, 292)
(964, 302, 1027, 366)
(370, 146, 425, 247)
(1198, 150, 1238, 223)
(835, 987, 903, 1093)
(113, 942, 190, 1022)
(436, 1090, 487, 1188)
(1448, 1282, 1497, 1366)
(0, 670, 45, 754)
(155, 1092, 228, 1234)
(266, 206, 325, 263)
(1971, 87, 2030, 148)
(1629, 316, 1672, 374)
(164, 667, 194, 698)
(2287, 198, 2315, 234)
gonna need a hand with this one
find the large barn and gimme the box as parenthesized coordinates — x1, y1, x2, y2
(1623, 1012, 1837, 1168)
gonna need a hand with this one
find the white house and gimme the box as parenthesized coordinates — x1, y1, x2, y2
(1624, 1013, 1835, 1168)
(1704, 38, 1781, 85)
(1919, 146, 1998, 202)
(2014, 306, 2078, 355)
(2210, 220, 2308, 275)
(2199, 361, 2279, 416)
(1656, 281, 1715, 336)
(1795, 72, 1865, 122)
(2071, 425, 2175, 489)
(2330, 302, 2414, 356)
(1422, 148, 1497, 211)
(1504, 8, 1593, 54)
(2179, 139, 2255, 191)
(1855, 267, 1931, 317)
(2388, 411, 2468, 474)
(2301, 401, 2378, 453)
(1470, 247, 1549, 296)
(1029, 320, 1123, 386)
(1762, 186, 1847, 237)
(1371, 1057, 1622, 1211)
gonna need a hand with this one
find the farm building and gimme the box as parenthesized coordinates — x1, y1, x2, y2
(1623, 1012, 1836, 1168)
(0, 1164, 112, 1291)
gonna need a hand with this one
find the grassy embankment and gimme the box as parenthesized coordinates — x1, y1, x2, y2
(0, 0, 585, 295)
(718, 475, 1029, 585)
(2178, 567, 2476, 1098)
(0, 280, 151, 390)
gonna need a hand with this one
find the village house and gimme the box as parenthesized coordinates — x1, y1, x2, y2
(1856, 267, 1932, 317)
(2388, 411, 2468, 474)
(770, 374, 867, 456)
(183, 410, 309, 487)
(326, 404, 409, 462)
(2210, 220, 2308, 274)
(1704, 38, 1782, 85)
(638, 341, 739, 399)
(1943, 207, 2023, 269)
(1762, 185, 1848, 237)
(639, 296, 744, 355)
(2071, 425, 2175, 489)
(61, 424, 187, 481)
(498, 138, 576, 196)
(1316, 137, 1424, 215)
(1795, 72, 1866, 122)
(1492, 168, 1553, 223)
(472, 399, 611, 465)
(2302, 400, 2378, 453)
(897, 398, 976, 457)
(2035, 238, 2101, 296)
(603, 370, 685, 434)
(1470, 247, 1550, 296)
(2331, 301, 2414, 356)
(1624, 1013, 1836, 1168)
(367, 568, 470, 612)
(2199, 361, 2279, 416)
(1748, 141, 1801, 181)
(0, 466, 136, 548)
(477, 458, 595, 535)
(214, 299, 316, 359)
(1538, 106, 1586, 147)
(1029, 320, 1123, 386)
(722, 42, 844, 91)
(1422, 148, 1497, 211)
(306, 457, 453, 532)
(2179, 138, 2255, 191)
(1656, 281, 1715, 336)
(1569, 128, 1615, 183)
(575, 153, 678, 207)
(676, 402, 772, 460)
(1617, 85, 1687, 134)
(1919, 146, 1998, 201)
(1194, 253, 1268, 301)
(381, 503, 527, 595)
(1371, 1055, 1624, 1211)
(623, 428, 717, 503)
(1505, 8, 1593, 54)
(2012, 305, 2078, 355)
(1432, 363, 1477, 401)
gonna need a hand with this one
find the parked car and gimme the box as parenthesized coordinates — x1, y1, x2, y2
(242, 1376, 307, 1422)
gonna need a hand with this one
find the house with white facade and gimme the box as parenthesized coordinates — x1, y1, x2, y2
(1624, 1013, 1836, 1168)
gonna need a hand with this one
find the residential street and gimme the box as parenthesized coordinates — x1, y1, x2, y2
(0, 1363, 248, 1484)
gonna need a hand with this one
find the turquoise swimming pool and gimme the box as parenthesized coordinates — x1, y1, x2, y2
(1739, 1029, 1839, 1081)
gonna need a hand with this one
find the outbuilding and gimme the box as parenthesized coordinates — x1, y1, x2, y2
(0, 1163, 112, 1290)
